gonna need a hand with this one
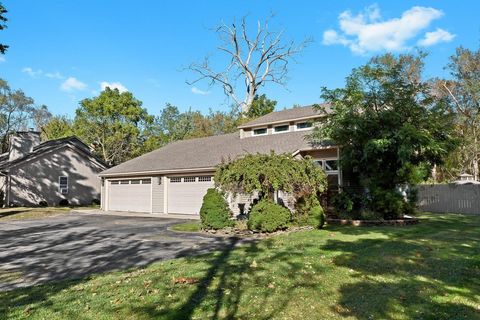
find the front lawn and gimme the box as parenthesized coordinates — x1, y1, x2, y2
(1, 213, 479, 319)
(170, 221, 202, 232)
(0, 207, 71, 221)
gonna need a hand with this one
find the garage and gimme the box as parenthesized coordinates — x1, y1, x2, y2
(167, 175, 214, 214)
(108, 178, 151, 212)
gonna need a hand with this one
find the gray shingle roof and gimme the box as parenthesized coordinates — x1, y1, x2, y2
(238, 104, 331, 129)
(0, 136, 108, 171)
(100, 130, 330, 176)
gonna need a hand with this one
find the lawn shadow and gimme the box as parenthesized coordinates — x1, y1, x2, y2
(322, 213, 480, 319)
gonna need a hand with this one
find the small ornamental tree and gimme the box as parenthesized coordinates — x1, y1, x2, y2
(214, 152, 327, 201)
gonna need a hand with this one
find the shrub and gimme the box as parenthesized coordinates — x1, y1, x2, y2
(367, 189, 405, 219)
(59, 199, 69, 207)
(38, 200, 48, 207)
(293, 195, 325, 229)
(91, 199, 101, 206)
(248, 199, 290, 232)
(332, 191, 364, 219)
(200, 188, 234, 230)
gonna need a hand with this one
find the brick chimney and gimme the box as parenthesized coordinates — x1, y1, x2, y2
(9, 130, 41, 161)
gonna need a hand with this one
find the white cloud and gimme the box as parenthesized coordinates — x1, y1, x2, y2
(418, 28, 455, 46)
(100, 81, 128, 93)
(191, 86, 210, 95)
(22, 67, 43, 78)
(45, 72, 64, 79)
(323, 5, 451, 54)
(60, 77, 87, 92)
(0, 56, 5, 63)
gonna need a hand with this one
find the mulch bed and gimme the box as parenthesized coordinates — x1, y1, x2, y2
(326, 217, 419, 226)
(202, 226, 315, 238)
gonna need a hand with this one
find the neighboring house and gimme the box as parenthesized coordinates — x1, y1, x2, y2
(0, 131, 108, 207)
(99, 105, 340, 216)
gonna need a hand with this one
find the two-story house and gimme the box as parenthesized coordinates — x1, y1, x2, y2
(99, 105, 340, 215)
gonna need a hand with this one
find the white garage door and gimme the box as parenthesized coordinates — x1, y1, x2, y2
(108, 178, 151, 212)
(167, 175, 214, 214)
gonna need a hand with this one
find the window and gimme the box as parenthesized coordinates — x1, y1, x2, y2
(141, 179, 151, 184)
(59, 176, 68, 194)
(184, 176, 196, 183)
(314, 159, 339, 175)
(170, 177, 182, 183)
(253, 128, 267, 136)
(274, 125, 289, 133)
(120, 180, 130, 184)
(130, 179, 141, 184)
(198, 176, 212, 182)
(111, 180, 120, 185)
(296, 122, 313, 130)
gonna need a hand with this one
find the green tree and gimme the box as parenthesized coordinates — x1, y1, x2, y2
(245, 94, 276, 119)
(0, 3, 8, 54)
(40, 115, 74, 141)
(0, 79, 36, 152)
(214, 152, 327, 202)
(310, 53, 457, 218)
(73, 87, 153, 165)
(435, 46, 480, 181)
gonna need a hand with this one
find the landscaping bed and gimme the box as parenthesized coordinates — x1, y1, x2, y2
(326, 216, 419, 226)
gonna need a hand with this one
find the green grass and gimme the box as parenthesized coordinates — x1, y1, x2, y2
(0, 205, 100, 222)
(0, 207, 71, 221)
(1, 213, 479, 319)
(170, 221, 202, 232)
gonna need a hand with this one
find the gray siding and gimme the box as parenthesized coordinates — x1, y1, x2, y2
(7, 146, 104, 206)
(152, 176, 164, 213)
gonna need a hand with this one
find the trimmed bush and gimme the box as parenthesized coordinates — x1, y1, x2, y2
(200, 188, 234, 230)
(293, 195, 325, 229)
(91, 199, 101, 206)
(59, 199, 69, 207)
(248, 199, 290, 233)
(38, 200, 48, 207)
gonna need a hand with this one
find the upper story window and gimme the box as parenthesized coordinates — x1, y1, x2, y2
(274, 124, 289, 133)
(253, 128, 268, 136)
(296, 121, 313, 130)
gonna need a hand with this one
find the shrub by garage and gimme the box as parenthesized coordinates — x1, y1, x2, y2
(200, 188, 234, 230)
(293, 194, 325, 229)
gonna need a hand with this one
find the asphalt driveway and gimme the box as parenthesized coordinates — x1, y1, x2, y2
(0, 212, 239, 291)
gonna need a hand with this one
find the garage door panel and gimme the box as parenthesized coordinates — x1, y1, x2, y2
(108, 181, 151, 213)
(168, 178, 213, 215)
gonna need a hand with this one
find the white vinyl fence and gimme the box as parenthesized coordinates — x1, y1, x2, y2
(417, 184, 480, 214)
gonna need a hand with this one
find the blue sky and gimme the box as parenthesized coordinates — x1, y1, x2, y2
(1, 1, 479, 117)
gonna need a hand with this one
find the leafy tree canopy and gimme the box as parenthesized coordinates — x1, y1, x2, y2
(74, 87, 153, 165)
(40, 115, 74, 141)
(214, 152, 327, 200)
(310, 53, 457, 198)
(0, 3, 8, 54)
(244, 94, 277, 119)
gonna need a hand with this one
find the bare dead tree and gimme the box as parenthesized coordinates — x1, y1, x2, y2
(187, 16, 310, 114)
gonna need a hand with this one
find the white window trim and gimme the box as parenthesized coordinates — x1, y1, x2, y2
(252, 127, 268, 136)
(59, 176, 68, 194)
(294, 121, 314, 131)
(314, 157, 339, 175)
(273, 124, 290, 134)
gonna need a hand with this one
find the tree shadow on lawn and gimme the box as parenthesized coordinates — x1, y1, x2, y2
(127, 237, 323, 319)
(322, 213, 480, 319)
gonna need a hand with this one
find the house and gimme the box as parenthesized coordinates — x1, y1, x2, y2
(99, 105, 340, 215)
(0, 131, 109, 207)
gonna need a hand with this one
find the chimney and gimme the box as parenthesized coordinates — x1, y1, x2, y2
(9, 131, 41, 161)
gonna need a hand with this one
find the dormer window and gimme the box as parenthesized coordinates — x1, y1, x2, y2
(296, 122, 313, 130)
(253, 128, 268, 136)
(274, 124, 289, 133)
